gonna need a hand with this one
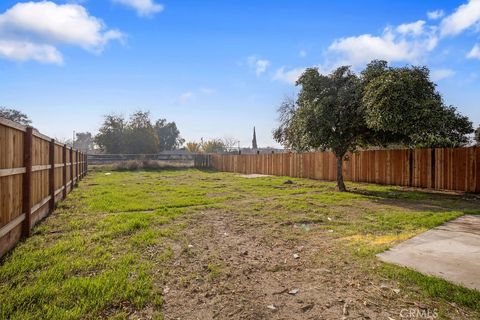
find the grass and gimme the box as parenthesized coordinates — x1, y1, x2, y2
(0, 167, 479, 319)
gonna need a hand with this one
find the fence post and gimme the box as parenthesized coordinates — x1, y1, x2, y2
(70, 147, 74, 190)
(85, 153, 88, 176)
(76, 151, 79, 183)
(22, 127, 33, 238)
(63, 144, 67, 199)
(49, 139, 55, 213)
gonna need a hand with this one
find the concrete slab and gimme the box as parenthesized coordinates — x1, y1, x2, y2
(377, 215, 480, 291)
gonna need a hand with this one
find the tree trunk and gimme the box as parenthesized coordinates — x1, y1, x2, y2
(336, 154, 347, 192)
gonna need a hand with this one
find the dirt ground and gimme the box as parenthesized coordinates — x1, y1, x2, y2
(160, 209, 474, 320)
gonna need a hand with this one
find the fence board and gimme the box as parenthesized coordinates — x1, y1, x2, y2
(0, 120, 87, 258)
(209, 147, 480, 193)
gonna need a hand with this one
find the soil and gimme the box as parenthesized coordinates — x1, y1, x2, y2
(158, 210, 474, 320)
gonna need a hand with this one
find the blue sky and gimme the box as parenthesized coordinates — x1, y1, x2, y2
(0, 0, 479, 147)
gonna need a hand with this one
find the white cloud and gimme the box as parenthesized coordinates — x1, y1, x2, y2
(328, 27, 438, 67)
(440, 0, 480, 36)
(299, 49, 307, 57)
(179, 91, 194, 104)
(0, 40, 63, 64)
(427, 10, 445, 20)
(0, 1, 123, 64)
(396, 20, 426, 35)
(247, 56, 270, 76)
(272, 66, 305, 85)
(112, 0, 164, 17)
(430, 68, 455, 81)
(199, 87, 215, 95)
(467, 43, 480, 58)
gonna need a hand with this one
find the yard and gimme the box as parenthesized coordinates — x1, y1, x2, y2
(1, 168, 480, 319)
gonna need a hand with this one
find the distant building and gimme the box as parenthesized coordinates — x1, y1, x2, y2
(252, 126, 258, 150)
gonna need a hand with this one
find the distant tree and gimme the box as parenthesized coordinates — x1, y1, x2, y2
(125, 111, 158, 154)
(0, 107, 32, 126)
(74, 132, 94, 152)
(363, 64, 473, 147)
(154, 119, 185, 151)
(476, 127, 480, 146)
(186, 141, 202, 153)
(202, 139, 226, 153)
(95, 114, 126, 153)
(222, 137, 238, 152)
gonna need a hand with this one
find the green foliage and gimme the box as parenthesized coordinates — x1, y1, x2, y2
(274, 61, 474, 190)
(0, 107, 32, 126)
(95, 111, 184, 154)
(125, 111, 158, 154)
(74, 132, 94, 152)
(201, 139, 226, 153)
(185, 141, 201, 153)
(363, 63, 473, 147)
(154, 119, 184, 151)
(94, 114, 126, 153)
(475, 127, 480, 146)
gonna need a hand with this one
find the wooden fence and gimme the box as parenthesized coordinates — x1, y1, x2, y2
(0, 118, 88, 257)
(209, 148, 480, 193)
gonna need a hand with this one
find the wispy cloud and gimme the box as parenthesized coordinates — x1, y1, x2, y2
(467, 43, 480, 59)
(0, 1, 123, 64)
(430, 68, 455, 81)
(427, 10, 445, 20)
(440, 0, 480, 36)
(179, 91, 194, 104)
(299, 49, 307, 58)
(112, 0, 164, 17)
(247, 56, 270, 76)
(272, 66, 306, 85)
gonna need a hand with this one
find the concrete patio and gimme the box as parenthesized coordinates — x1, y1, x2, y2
(378, 215, 480, 291)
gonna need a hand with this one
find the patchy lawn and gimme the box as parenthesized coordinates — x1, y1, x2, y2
(1, 168, 479, 319)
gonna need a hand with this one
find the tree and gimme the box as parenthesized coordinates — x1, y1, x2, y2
(0, 107, 32, 126)
(363, 64, 473, 147)
(201, 139, 226, 153)
(154, 119, 184, 151)
(124, 111, 158, 154)
(275, 66, 370, 191)
(74, 132, 94, 152)
(186, 141, 201, 153)
(95, 114, 126, 153)
(476, 127, 480, 146)
(273, 61, 473, 192)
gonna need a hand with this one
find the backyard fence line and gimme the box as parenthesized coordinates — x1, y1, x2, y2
(208, 148, 480, 193)
(0, 117, 88, 258)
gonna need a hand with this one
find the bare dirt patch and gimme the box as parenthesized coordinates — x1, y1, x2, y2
(159, 209, 474, 319)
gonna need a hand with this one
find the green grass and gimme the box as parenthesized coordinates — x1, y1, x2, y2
(0, 168, 479, 319)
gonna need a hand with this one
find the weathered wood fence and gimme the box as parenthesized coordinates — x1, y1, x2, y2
(209, 148, 480, 193)
(0, 118, 88, 257)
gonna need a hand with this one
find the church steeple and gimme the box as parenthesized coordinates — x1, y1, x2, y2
(252, 126, 258, 149)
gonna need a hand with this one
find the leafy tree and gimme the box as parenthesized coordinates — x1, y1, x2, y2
(274, 61, 473, 192)
(0, 107, 32, 126)
(476, 127, 480, 146)
(154, 119, 185, 151)
(95, 114, 126, 153)
(186, 141, 201, 153)
(74, 132, 94, 152)
(124, 111, 158, 154)
(201, 139, 226, 153)
(363, 64, 473, 147)
(274, 66, 370, 191)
